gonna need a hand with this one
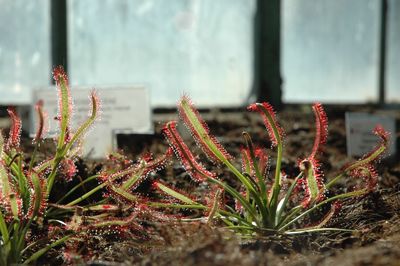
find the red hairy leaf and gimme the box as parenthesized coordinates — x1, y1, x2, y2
(310, 103, 328, 158)
(6, 107, 22, 149)
(53, 65, 73, 144)
(341, 125, 390, 173)
(247, 102, 283, 147)
(33, 99, 48, 143)
(163, 121, 216, 182)
(178, 95, 233, 163)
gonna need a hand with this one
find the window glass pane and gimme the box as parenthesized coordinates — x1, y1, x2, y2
(282, 0, 380, 103)
(0, 0, 50, 105)
(387, 0, 400, 103)
(68, 0, 255, 107)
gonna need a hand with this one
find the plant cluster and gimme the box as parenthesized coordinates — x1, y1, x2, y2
(151, 96, 389, 235)
(0, 67, 390, 264)
(0, 67, 169, 265)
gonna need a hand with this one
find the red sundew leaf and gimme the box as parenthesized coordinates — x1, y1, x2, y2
(310, 103, 328, 158)
(101, 204, 117, 210)
(142, 152, 153, 162)
(33, 99, 48, 143)
(117, 149, 173, 192)
(299, 158, 326, 208)
(310, 201, 342, 228)
(206, 187, 224, 222)
(247, 102, 283, 147)
(33, 157, 53, 175)
(100, 150, 172, 204)
(240, 147, 254, 176)
(83, 212, 144, 233)
(60, 159, 77, 182)
(254, 147, 269, 178)
(66, 89, 101, 150)
(153, 181, 198, 205)
(373, 124, 390, 145)
(178, 95, 233, 163)
(163, 121, 216, 182)
(0, 159, 23, 220)
(349, 164, 378, 192)
(6, 107, 22, 149)
(25, 172, 47, 220)
(234, 187, 247, 213)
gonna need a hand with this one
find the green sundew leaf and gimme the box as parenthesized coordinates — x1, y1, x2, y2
(179, 96, 231, 163)
(207, 177, 261, 226)
(0, 131, 4, 157)
(53, 66, 71, 150)
(327, 125, 389, 189)
(23, 235, 71, 265)
(8, 194, 20, 220)
(207, 189, 222, 224)
(120, 168, 143, 191)
(0, 207, 10, 244)
(0, 161, 19, 219)
(241, 150, 252, 175)
(29, 173, 44, 219)
(155, 182, 197, 205)
(57, 175, 99, 204)
(148, 202, 206, 209)
(278, 190, 366, 232)
(299, 159, 323, 207)
(305, 166, 319, 200)
(108, 184, 137, 202)
(83, 204, 119, 211)
(284, 228, 354, 235)
(121, 174, 141, 190)
(243, 132, 267, 201)
(275, 173, 302, 225)
(64, 90, 99, 153)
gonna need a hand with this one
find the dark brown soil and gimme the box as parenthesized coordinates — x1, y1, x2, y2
(29, 106, 400, 265)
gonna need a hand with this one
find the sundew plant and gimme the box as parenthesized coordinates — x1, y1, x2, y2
(0, 66, 101, 264)
(151, 96, 389, 235)
(0, 66, 172, 264)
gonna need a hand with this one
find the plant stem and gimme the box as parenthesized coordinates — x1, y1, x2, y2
(278, 191, 364, 231)
(268, 142, 283, 223)
(23, 235, 71, 265)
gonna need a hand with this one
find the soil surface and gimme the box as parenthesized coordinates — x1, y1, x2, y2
(20, 106, 400, 265)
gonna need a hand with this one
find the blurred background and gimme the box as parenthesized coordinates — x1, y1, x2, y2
(0, 0, 399, 108)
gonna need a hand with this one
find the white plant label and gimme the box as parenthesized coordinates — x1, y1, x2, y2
(31, 87, 153, 158)
(345, 112, 396, 157)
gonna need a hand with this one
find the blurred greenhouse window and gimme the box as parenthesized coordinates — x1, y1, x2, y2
(68, 0, 256, 107)
(0, 0, 51, 105)
(282, 0, 381, 103)
(387, 0, 400, 103)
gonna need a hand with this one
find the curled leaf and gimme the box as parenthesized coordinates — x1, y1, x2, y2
(247, 102, 283, 147)
(342, 125, 389, 173)
(299, 158, 325, 208)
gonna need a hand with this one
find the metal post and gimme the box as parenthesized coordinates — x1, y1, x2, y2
(379, 0, 388, 105)
(253, 0, 282, 108)
(51, 0, 68, 82)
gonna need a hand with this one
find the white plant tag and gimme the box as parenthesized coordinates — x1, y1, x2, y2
(31, 87, 153, 159)
(345, 112, 396, 157)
